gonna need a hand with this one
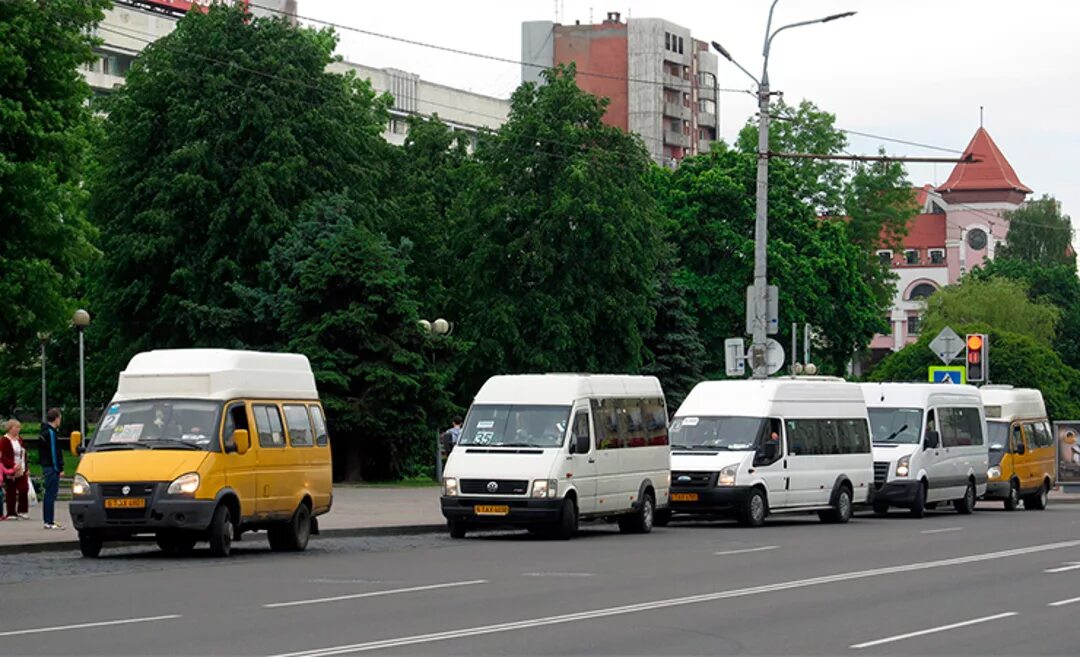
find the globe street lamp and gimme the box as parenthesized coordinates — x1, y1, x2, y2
(72, 309, 91, 441)
(419, 317, 454, 480)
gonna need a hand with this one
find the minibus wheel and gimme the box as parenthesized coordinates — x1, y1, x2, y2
(739, 488, 767, 527)
(269, 503, 312, 552)
(448, 518, 468, 539)
(909, 482, 927, 518)
(1003, 480, 1020, 511)
(954, 480, 976, 514)
(78, 530, 103, 558)
(819, 485, 852, 524)
(872, 499, 889, 516)
(1024, 482, 1049, 510)
(207, 504, 234, 557)
(619, 492, 654, 535)
(554, 498, 579, 539)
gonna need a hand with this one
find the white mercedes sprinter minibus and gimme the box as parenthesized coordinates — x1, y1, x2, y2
(862, 383, 988, 517)
(440, 374, 670, 539)
(667, 378, 873, 527)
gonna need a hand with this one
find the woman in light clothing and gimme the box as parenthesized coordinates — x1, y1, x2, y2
(1, 419, 30, 519)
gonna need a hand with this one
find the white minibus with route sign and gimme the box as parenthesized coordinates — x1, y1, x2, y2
(667, 378, 874, 527)
(440, 374, 670, 539)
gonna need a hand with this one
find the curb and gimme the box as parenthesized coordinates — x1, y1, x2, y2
(0, 523, 446, 557)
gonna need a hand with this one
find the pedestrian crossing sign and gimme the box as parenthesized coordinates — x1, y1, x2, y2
(929, 366, 966, 384)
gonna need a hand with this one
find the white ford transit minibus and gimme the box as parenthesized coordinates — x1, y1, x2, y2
(862, 383, 988, 517)
(440, 374, 670, 539)
(667, 378, 873, 527)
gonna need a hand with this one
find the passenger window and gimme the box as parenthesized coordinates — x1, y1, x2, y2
(253, 404, 286, 448)
(222, 403, 248, 452)
(645, 398, 669, 446)
(1023, 423, 1039, 451)
(284, 404, 314, 447)
(626, 401, 647, 447)
(1034, 422, 1054, 448)
(309, 405, 329, 446)
(592, 399, 622, 450)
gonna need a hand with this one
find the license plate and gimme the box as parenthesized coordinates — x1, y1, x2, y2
(104, 498, 146, 509)
(474, 504, 509, 516)
(671, 493, 699, 502)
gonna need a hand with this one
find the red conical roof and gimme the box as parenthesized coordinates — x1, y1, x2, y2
(936, 127, 1031, 194)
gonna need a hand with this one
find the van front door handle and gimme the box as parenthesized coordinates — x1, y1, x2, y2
(588, 457, 596, 463)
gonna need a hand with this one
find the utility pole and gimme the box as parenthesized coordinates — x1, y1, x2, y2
(714, 1, 856, 379)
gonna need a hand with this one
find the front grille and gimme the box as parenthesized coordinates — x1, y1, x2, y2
(671, 471, 715, 488)
(873, 462, 890, 488)
(460, 479, 528, 495)
(104, 508, 149, 522)
(101, 483, 156, 497)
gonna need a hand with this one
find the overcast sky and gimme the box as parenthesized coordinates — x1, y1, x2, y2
(300, 0, 1079, 231)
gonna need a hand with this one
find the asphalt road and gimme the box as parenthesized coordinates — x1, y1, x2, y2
(3, 504, 1080, 657)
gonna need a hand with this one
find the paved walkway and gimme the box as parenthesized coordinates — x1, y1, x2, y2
(0, 485, 443, 551)
(1, 485, 1079, 553)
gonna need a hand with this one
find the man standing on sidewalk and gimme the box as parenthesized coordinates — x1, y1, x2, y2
(39, 408, 64, 530)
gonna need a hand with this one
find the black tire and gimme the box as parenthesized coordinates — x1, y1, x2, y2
(819, 486, 853, 524)
(619, 493, 655, 535)
(654, 507, 672, 527)
(1003, 479, 1020, 511)
(872, 499, 889, 517)
(909, 481, 927, 519)
(207, 504, 234, 557)
(739, 488, 767, 527)
(156, 533, 197, 555)
(954, 480, 976, 515)
(78, 530, 103, 558)
(1023, 482, 1049, 510)
(554, 498, 579, 540)
(269, 503, 312, 552)
(447, 518, 467, 539)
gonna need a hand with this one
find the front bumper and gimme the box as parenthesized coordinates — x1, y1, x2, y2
(70, 482, 216, 536)
(873, 480, 921, 507)
(441, 496, 563, 526)
(668, 486, 755, 516)
(984, 480, 1012, 500)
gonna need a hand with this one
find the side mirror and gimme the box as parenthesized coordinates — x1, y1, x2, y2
(925, 430, 940, 449)
(69, 431, 82, 457)
(1015, 442, 1026, 455)
(233, 429, 251, 455)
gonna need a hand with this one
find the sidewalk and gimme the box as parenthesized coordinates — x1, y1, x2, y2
(0, 485, 444, 554)
(2, 486, 1079, 554)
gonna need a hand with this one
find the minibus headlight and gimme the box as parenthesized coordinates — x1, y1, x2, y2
(166, 472, 200, 496)
(988, 466, 1002, 479)
(531, 479, 558, 498)
(717, 465, 738, 487)
(895, 455, 911, 478)
(72, 474, 91, 497)
(443, 477, 458, 497)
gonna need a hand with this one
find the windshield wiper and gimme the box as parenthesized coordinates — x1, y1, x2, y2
(491, 442, 542, 448)
(91, 444, 143, 451)
(671, 444, 695, 450)
(142, 438, 201, 450)
(879, 424, 908, 442)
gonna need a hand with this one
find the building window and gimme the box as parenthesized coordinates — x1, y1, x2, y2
(908, 283, 937, 301)
(967, 228, 988, 250)
(877, 250, 893, 266)
(665, 32, 671, 50)
(678, 36, 684, 54)
(905, 249, 920, 265)
(669, 119, 680, 133)
(682, 92, 690, 107)
(929, 249, 945, 264)
(907, 316, 921, 336)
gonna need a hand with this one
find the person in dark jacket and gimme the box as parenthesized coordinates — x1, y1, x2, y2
(39, 408, 64, 529)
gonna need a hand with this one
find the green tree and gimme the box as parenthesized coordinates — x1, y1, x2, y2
(870, 325, 1080, 420)
(998, 195, 1075, 265)
(921, 277, 1059, 346)
(254, 196, 443, 481)
(449, 64, 664, 395)
(0, 0, 107, 357)
(87, 5, 393, 397)
(642, 251, 706, 410)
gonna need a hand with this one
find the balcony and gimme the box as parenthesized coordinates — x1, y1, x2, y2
(663, 102, 691, 120)
(697, 139, 713, 154)
(663, 72, 687, 90)
(698, 112, 717, 128)
(664, 130, 690, 148)
(81, 69, 124, 92)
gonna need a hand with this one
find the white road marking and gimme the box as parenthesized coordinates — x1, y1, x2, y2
(1048, 596, 1080, 607)
(713, 545, 780, 556)
(521, 572, 595, 577)
(264, 580, 487, 608)
(0, 614, 181, 638)
(267, 540, 1080, 657)
(1043, 562, 1080, 573)
(849, 612, 1018, 649)
(920, 527, 963, 534)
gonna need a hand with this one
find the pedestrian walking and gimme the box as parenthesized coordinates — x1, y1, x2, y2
(1, 419, 30, 520)
(441, 416, 463, 456)
(39, 408, 64, 530)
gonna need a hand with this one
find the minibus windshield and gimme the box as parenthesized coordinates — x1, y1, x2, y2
(459, 405, 571, 448)
(868, 408, 923, 444)
(669, 416, 765, 451)
(987, 421, 1009, 466)
(90, 399, 222, 452)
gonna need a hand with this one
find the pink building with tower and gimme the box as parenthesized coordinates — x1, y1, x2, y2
(868, 127, 1032, 362)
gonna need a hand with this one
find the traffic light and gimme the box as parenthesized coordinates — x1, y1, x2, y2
(965, 333, 987, 383)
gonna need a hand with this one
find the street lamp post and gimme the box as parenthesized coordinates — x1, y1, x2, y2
(37, 332, 49, 426)
(73, 309, 91, 441)
(712, 1, 855, 378)
(419, 317, 454, 481)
